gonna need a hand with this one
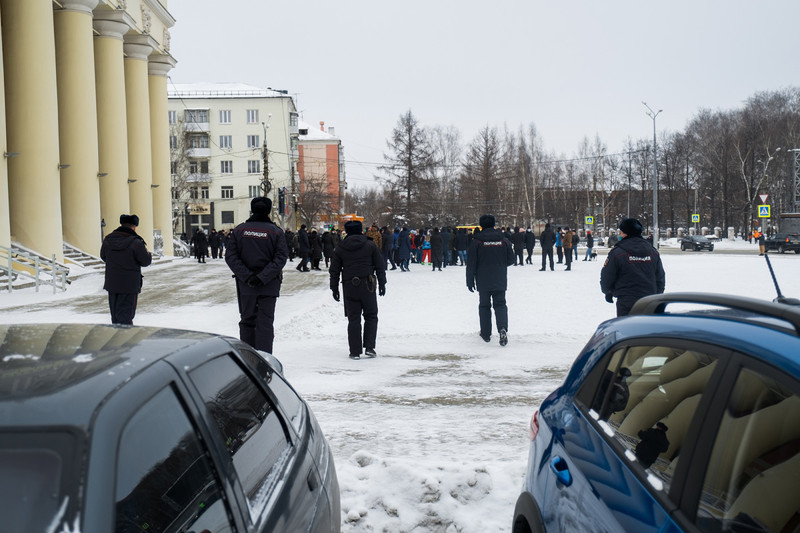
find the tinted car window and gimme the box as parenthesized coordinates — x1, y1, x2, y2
(115, 386, 232, 533)
(190, 354, 290, 519)
(580, 344, 719, 493)
(696, 367, 800, 532)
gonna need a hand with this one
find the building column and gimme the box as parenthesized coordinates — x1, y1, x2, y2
(149, 55, 176, 256)
(0, 7, 8, 250)
(124, 35, 156, 250)
(93, 15, 131, 239)
(0, 0, 64, 260)
(55, 0, 101, 256)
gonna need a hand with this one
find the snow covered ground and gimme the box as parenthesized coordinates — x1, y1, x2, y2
(1, 238, 798, 532)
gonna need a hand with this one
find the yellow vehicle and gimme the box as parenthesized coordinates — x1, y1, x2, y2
(456, 225, 481, 232)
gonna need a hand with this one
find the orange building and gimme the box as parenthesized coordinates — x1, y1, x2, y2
(297, 121, 344, 223)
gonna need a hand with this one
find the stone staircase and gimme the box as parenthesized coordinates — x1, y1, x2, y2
(63, 242, 105, 272)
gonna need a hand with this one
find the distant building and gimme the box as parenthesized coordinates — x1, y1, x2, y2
(297, 121, 345, 228)
(167, 83, 299, 235)
(0, 0, 176, 259)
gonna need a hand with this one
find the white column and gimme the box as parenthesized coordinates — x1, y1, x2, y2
(149, 55, 176, 256)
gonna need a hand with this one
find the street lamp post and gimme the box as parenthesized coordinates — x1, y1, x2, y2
(643, 102, 662, 248)
(261, 114, 273, 196)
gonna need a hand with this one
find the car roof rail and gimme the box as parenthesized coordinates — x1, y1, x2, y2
(629, 292, 800, 335)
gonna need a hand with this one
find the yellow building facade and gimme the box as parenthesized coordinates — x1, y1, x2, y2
(0, 0, 176, 262)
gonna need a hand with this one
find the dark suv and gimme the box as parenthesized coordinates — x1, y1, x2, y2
(513, 293, 800, 533)
(764, 233, 800, 254)
(0, 324, 340, 532)
(679, 235, 714, 251)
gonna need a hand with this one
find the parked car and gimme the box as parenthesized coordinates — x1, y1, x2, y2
(764, 233, 800, 254)
(0, 323, 340, 533)
(513, 293, 800, 533)
(679, 235, 714, 251)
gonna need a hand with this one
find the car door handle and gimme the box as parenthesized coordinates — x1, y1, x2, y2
(550, 456, 573, 487)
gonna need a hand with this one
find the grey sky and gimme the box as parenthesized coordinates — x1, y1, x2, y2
(168, 0, 800, 187)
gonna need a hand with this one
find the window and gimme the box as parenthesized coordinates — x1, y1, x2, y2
(172, 187, 179, 200)
(115, 387, 232, 532)
(169, 135, 177, 149)
(246, 109, 259, 124)
(247, 160, 260, 174)
(201, 186, 209, 199)
(578, 344, 719, 494)
(189, 135, 209, 149)
(190, 187, 199, 200)
(221, 211, 234, 224)
(189, 355, 290, 519)
(220, 161, 233, 174)
(695, 366, 800, 532)
(289, 112, 298, 127)
(185, 109, 208, 123)
(219, 109, 231, 124)
(219, 135, 232, 150)
(170, 162, 178, 175)
(221, 186, 233, 199)
(248, 185, 260, 198)
(190, 161, 208, 175)
(168, 110, 176, 124)
(247, 135, 260, 149)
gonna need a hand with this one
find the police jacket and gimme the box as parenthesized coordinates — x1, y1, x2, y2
(466, 228, 515, 292)
(101, 226, 152, 294)
(600, 235, 665, 302)
(539, 227, 556, 249)
(225, 214, 288, 297)
(329, 234, 386, 291)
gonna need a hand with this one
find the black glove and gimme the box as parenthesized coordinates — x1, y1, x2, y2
(468, 285, 475, 293)
(246, 275, 263, 288)
(605, 293, 614, 303)
(332, 288, 340, 302)
(379, 285, 386, 296)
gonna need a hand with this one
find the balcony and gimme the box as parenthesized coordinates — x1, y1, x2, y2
(184, 122, 210, 133)
(187, 148, 211, 158)
(187, 173, 211, 183)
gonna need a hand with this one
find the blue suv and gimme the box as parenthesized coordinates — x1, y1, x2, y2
(513, 293, 800, 533)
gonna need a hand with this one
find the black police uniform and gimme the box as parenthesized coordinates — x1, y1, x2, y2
(600, 235, 666, 317)
(329, 231, 386, 357)
(466, 225, 515, 341)
(101, 221, 152, 325)
(225, 208, 288, 354)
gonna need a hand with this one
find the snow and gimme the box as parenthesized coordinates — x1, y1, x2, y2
(2, 238, 799, 532)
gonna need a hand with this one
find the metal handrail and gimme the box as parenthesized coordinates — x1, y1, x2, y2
(0, 244, 69, 293)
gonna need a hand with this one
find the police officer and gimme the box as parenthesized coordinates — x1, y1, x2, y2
(225, 197, 289, 354)
(100, 214, 152, 325)
(329, 220, 387, 359)
(466, 214, 515, 346)
(600, 217, 666, 317)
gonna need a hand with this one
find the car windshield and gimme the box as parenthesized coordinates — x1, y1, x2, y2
(0, 431, 79, 532)
(694, 236, 709, 242)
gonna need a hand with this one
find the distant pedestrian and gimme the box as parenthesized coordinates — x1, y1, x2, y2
(455, 227, 469, 265)
(555, 227, 564, 264)
(572, 230, 580, 260)
(100, 214, 152, 325)
(539, 223, 555, 271)
(430, 227, 443, 271)
(563, 227, 573, 271)
(757, 230, 766, 255)
(466, 214, 515, 346)
(600, 218, 666, 317)
(296, 224, 310, 272)
(397, 227, 412, 271)
(524, 227, 536, 264)
(329, 220, 387, 359)
(512, 227, 525, 265)
(225, 197, 289, 353)
(191, 229, 208, 263)
(322, 229, 335, 268)
(583, 230, 594, 261)
(440, 226, 451, 268)
(209, 229, 221, 259)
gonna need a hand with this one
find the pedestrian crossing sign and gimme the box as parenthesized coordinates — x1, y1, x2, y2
(691, 214, 700, 223)
(758, 205, 771, 218)
(585, 216, 594, 224)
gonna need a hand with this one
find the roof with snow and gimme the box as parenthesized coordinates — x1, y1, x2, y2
(299, 121, 339, 141)
(167, 82, 292, 99)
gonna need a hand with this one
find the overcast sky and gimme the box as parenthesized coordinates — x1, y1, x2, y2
(167, 0, 800, 187)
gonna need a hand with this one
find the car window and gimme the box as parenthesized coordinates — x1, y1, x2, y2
(269, 372, 305, 433)
(115, 386, 233, 533)
(189, 354, 291, 521)
(695, 367, 800, 532)
(580, 344, 719, 494)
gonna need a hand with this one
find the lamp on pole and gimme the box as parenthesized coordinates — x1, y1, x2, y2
(261, 114, 273, 196)
(643, 102, 662, 248)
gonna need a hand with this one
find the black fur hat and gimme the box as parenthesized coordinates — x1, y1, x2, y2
(119, 214, 139, 226)
(618, 218, 643, 237)
(344, 220, 363, 235)
(479, 214, 495, 229)
(251, 196, 272, 214)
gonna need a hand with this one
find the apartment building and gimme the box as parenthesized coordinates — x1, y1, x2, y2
(0, 0, 176, 259)
(297, 121, 345, 225)
(167, 83, 299, 235)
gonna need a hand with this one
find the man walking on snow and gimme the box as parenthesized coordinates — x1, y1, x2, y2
(466, 214, 515, 346)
